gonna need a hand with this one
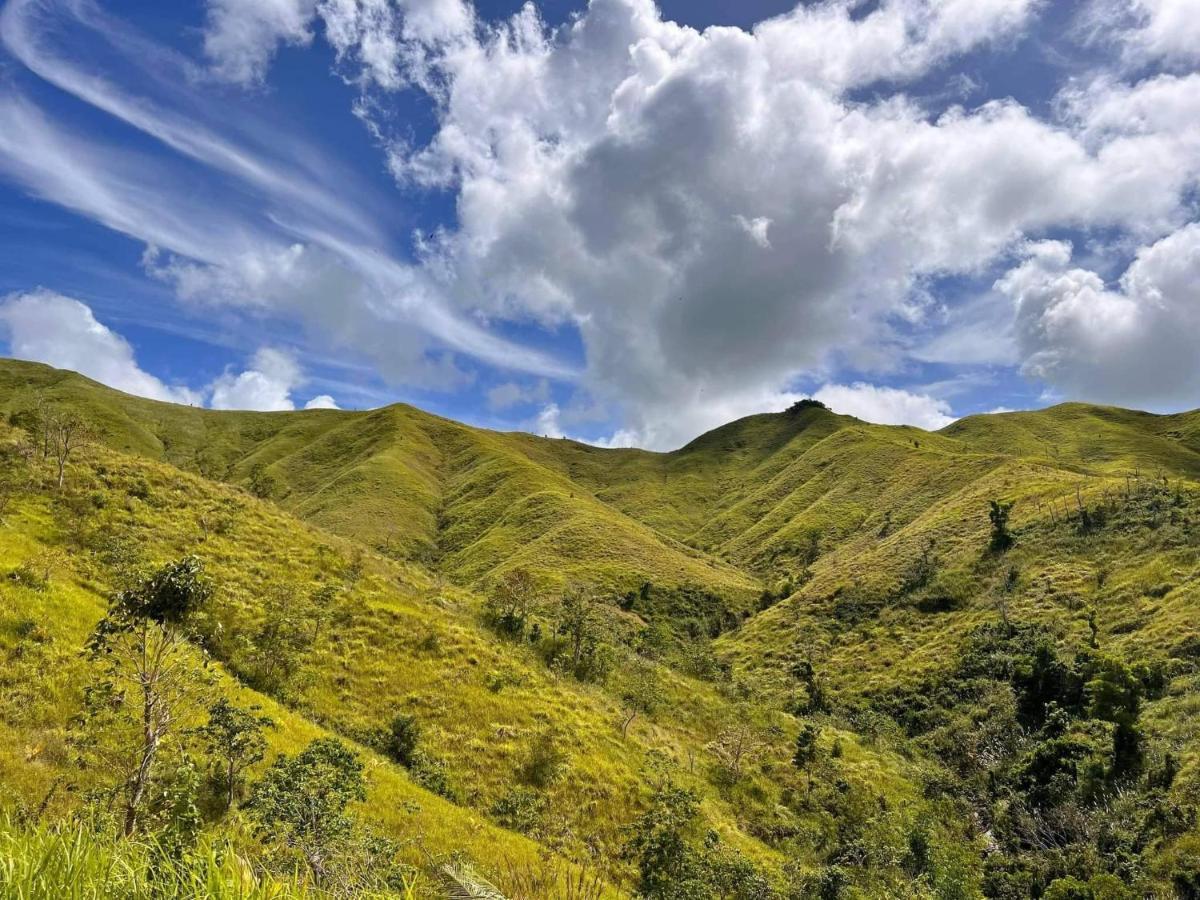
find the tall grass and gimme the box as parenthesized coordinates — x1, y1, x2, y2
(0, 820, 311, 900)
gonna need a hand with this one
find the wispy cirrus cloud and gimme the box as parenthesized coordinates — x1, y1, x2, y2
(0, 0, 577, 391)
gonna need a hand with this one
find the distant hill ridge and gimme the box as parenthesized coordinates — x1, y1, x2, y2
(2, 357, 1199, 602)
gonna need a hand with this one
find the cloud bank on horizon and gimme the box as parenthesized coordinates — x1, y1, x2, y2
(0, 0, 1197, 448)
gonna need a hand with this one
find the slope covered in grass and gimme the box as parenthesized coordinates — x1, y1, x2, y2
(0, 361, 757, 616)
(5, 357, 1200, 897)
(0, 419, 967, 897)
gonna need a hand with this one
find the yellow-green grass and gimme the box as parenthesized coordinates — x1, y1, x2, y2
(0, 432, 958, 896)
(7, 357, 1200, 896)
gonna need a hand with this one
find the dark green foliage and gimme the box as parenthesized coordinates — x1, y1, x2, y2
(384, 713, 420, 768)
(790, 659, 830, 715)
(408, 749, 457, 801)
(870, 622, 1160, 896)
(989, 500, 1015, 552)
(249, 738, 366, 884)
(546, 585, 611, 681)
(247, 463, 276, 500)
(520, 730, 566, 789)
(82, 556, 214, 837)
(197, 699, 273, 811)
(792, 724, 819, 769)
(619, 660, 663, 737)
(96, 554, 212, 631)
(622, 783, 775, 899)
(786, 399, 827, 414)
(491, 786, 549, 836)
(241, 586, 314, 693)
(484, 567, 537, 638)
(622, 783, 711, 899)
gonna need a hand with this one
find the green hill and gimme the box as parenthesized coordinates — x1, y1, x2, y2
(2, 357, 1200, 899)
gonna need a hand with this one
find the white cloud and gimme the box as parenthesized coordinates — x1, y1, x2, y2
(533, 402, 566, 438)
(486, 378, 549, 410)
(813, 382, 956, 430)
(210, 348, 304, 411)
(0, 289, 200, 405)
(356, 0, 1199, 446)
(4, 0, 1200, 448)
(997, 225, 1200, 409)
(1083, 0, 1200, 68)
(0, 0, 577, 392)
(304, 393, 341, 409)
(733, 215, 772, 249)
(203, 0, 320, 86)
(0, 288, 340, 414)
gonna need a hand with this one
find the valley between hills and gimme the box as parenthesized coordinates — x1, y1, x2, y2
(2, 356, 1200, 899)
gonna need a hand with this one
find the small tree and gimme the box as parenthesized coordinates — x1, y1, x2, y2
(245, 584, 314, 692)
(707, 714, 765, 784)
(619, 659, 663, 738)
(622, 782, 707, 898)
(247, 463, 277, 500)
(384, 713, 420, 768)
(988, 500, 1015, 552)
(793, 723, 819, 769)
(197, 698, 274, 811)
(249, 738, 366, 885)
(555, 584, 608, 680)
(46, 410, 93, 489)
(83, 555, 214, 836)
(791, 659, 830, 715)
(485, 567, 538, 637)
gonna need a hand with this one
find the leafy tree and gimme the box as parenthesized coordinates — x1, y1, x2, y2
(988, 499, 1015, 552)
(249, 738, 366, 885)
(619, 659, 663, 738)
(1083, 654, 1144, 778)
(786, 398, 827, 414)
(623, 783, 708, 898)
(623, 782, 772, 899)
(197, 698, 273, 811)
(244, 584, 313, 692)
(793, 723, 819, 769)
(485, 567, 538, 637)
(82, 556, 214, 836)
(247, 463, 277, 500)
(555, 584, 605, 679)
(791, 659, 830, 714)
(384, 712, 420, 768)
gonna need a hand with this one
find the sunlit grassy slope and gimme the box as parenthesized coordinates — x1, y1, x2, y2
(4, 358, 1200, 896)
(0, 401, 947, 896)
(4, 357, 1199, 687)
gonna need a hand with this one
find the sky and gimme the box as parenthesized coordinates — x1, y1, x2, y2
(0, 0, 1197, 450)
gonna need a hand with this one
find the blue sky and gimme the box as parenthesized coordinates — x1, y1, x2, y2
(0, 0, 1198, 448)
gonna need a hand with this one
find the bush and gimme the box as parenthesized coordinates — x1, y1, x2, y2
(491, 786, 549, 835)
(384, 713, 420, 768)
(520, 730, 566, 789)
(409, 749, 457, 800)
(249, 738, 365, 885)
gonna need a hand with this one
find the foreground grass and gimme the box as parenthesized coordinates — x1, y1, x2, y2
(0, 820, 344, 900)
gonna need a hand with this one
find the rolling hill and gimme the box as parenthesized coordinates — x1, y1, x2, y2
(2, 357, 1200, 899)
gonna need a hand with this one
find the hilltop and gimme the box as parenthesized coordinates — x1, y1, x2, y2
(2, 357, 1200, 898)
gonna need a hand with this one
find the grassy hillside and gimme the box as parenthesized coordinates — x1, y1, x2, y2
(0, 410, 952, 897)
(3, 357, 1200, 898)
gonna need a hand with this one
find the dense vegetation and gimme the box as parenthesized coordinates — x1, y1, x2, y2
(1, 359, 1198, 898)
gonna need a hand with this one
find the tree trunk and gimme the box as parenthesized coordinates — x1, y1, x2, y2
(124, 643, 162, 837)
